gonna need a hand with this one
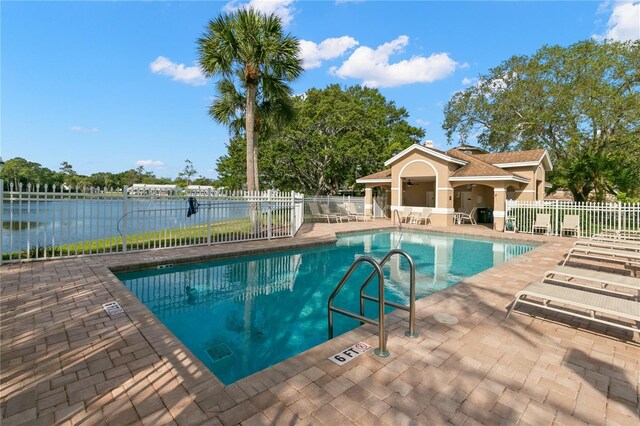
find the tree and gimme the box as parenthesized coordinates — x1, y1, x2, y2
(198, 7, 302, 193)
(216, 85, 424, 194)
(177, 159, 197, 186)
(443, 39, 640, 201)
(1, 157, 62, 189)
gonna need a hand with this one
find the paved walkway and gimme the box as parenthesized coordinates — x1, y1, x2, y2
(1, 221, 638, 425)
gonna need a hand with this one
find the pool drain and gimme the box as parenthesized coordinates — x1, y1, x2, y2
(102, 301, 124, 316)
(207, 343, 232, 362)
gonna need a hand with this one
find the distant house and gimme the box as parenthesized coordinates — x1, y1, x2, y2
(186, 185, 217, 196)
(546, 190, 574, 203)
(127, 184, 179, 196)
(356, 142, 553, 231)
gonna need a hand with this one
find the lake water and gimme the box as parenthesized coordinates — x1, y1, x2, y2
(2, 198, 250, 252)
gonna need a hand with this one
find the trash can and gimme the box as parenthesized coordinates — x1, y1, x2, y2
(477, 208, 492, 224)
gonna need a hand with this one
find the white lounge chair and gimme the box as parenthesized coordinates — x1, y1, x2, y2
(506, 282, 640, 336)
(543, 265, 640, 299)
(560, 215, 580, 238)
(575, 239, 640, 252)
(308, 202, 338, 223)
(531, 213, 551, 235)
(456, 207, 477, 225)
(319, 204, 345, 223)
(599, 229, 640, 241)
(347, 202, 369, 221)
(592, 232, 640, 243)
(563, 245, 640, 275)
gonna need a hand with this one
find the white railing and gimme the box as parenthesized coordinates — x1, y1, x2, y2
(1, 182, 304, 263)
(505, 199, 640, 237)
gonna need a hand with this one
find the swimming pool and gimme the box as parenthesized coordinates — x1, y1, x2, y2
(116, 231, 536, 384)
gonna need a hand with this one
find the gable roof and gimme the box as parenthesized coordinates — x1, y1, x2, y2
(357, 145, 552, 186)
(446, 149, 529, 183)
(384, 143, 467, 167)
(356, 169, 392, 183)
(475, 149, 552, 171)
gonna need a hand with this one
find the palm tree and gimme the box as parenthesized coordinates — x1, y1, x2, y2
(198, 8, 302, 192)
(209, 72, 296, 190)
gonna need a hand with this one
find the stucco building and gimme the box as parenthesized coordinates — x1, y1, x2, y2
(356, 142, 552, 231)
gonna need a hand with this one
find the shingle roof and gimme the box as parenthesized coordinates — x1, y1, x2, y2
(357, 169, 392, 180)
(446, 149, 514, 178)
(474, 149, 546, 165)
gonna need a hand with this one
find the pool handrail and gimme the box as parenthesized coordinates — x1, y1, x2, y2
(359, 249, 418, 338)
(393, 209, 403, 232)
(327, 256, 389, 357)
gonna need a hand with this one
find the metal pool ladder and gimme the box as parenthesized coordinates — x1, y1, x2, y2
(327, 249, 417, 357)
(393, 209, 404, 232)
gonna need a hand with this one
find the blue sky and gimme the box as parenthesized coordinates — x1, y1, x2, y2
(2, 1, 639, 179)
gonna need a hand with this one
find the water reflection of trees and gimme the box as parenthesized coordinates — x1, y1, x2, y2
(119, 232, 535, 384)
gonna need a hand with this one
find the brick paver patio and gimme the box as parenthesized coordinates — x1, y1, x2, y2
(1, 221, 638, 425)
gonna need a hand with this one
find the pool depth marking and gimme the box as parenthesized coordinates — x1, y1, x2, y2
(329, 342, 372, 365)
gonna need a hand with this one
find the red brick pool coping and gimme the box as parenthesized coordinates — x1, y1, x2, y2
(1, 221, 638, 425)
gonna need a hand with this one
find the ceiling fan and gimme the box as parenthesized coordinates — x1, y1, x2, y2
(406, 179, 413, 186)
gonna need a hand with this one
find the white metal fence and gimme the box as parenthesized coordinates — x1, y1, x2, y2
(1, 182, 304, 263)
(505, 200, 640, 237)
(303, 195, 365, 219)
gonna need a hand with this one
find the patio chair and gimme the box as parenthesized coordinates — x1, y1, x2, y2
(560, 215, 580, 238)
(415, 209, 431, 226)
(319, 203, 344, 223)
(531, 213, 551, 235)
(308, 201, 337, 223)
(562, 245, 640, 275)
(347, 202, 368, 221)
(399, 207, 413, 223)
(543, 265, 640, 300)
(457, 207, 477, 225)
(575, 239, 640, 253)
(336, 206, 355, 222)
(506, 282, 640, 337)
(593, 231, 640, 242)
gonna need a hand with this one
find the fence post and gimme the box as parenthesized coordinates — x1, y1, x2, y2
(0, 178, 3, 265)
(617, 202, 622, 234)
(122, 186, 128, 252)
(267, 189, 272, 240)
(291, 192, 296, 237)
(207, 188, 212, 245)
(554, 199, 559, 236)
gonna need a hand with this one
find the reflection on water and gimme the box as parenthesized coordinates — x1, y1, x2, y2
(118, 231, 536, 384)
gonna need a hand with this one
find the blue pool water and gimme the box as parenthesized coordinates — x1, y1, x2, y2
(117, 231, 536, 384)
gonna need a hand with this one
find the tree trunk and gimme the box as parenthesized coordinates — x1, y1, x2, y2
(245, 83, 261, 233)
(245, 84, 257, 192)
(253, 131, 260, 192)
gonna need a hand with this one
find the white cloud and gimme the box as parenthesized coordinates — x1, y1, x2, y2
(135, 160, 166, 170)
(299, 36, 359, 69)
(415, 119, 430, 126)
(70, 126, 98, 133)
(330, 35, 458, 88)
(461, 77, 478, 86)
(150, 56, 206, 86)
(223, 0, 295, 26)
(601, 1, 640, 41)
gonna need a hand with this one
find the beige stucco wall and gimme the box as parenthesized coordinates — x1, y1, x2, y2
(402, 181, 435, 207)
(501, 165, 546, 202)
(364, 148, 547, 229)
(389, 150, 455, 226)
